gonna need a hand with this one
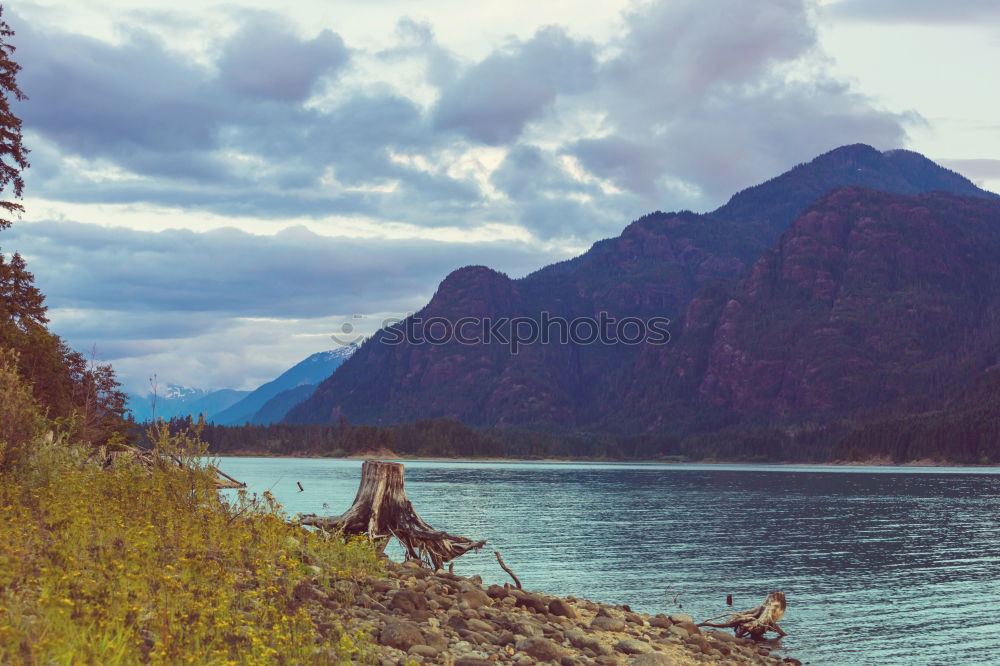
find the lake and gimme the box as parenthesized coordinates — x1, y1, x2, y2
(215, 458, 1000, 665)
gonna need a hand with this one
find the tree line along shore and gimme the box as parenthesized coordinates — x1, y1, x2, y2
(177, 411, 1000, 465)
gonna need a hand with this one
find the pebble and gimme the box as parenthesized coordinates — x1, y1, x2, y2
(307, 558, 802, 666)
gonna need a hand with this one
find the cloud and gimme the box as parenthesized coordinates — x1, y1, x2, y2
(8, 0, 915, 241)
(826, 0, 1000, 24)
(380, 17, 460, 89)
(4, 219, 570, 389)
(571, 136, 664, 199)
(0, 0, 926, 392)
(10, 9, 476, 224)
(217, 15, 349, 101)
(938, 158, 1000, 184)
(432, 26, 597, 145)
(7, 220, 561, 317)
(567, 0, 913, 204)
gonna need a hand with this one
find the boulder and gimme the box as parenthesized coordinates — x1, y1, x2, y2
(387, 588, 427, 614)
(616, 638, 654, 655)
(379, 621, 424, 651)
(513, 620, 543, 637)
(630, 654, 678, 666)
(516, 637, 564, 662)
(549, 598, 578, 618)
(466, 618, 496, 633)
(455, 658, 492, 666)
(666, 625, 689, 640)
(590, 615, 626, 632)
(461, 587, 493, 609)
(407, 645, 439, 659)
(486, 584, 507, 599)
(513, 592, 550, 613)
(675, 621, 701, 636)
(566, 629, 611, 656)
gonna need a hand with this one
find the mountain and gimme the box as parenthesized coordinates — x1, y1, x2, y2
(127, 385, 249, 422)
(285, 145, 998, 433)
(710, 143, 997, 242)
(620, 187, 1000, 428)
(212, 347, 356, 425)
(249, 384, 319, 425)
(287, 211, 761, 426)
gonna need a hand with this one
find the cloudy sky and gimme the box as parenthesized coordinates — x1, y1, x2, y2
(2, 0, 998, 393)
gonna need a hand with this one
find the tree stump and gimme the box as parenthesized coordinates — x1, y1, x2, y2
(297, 460, 485, 569)
(698, 591, 787, 639)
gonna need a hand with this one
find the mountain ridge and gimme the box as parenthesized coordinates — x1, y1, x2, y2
(213, 346, 356, 425)
(285, 145, 998, 436)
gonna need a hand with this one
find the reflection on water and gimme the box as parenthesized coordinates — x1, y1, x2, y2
(217, 459, 1000, 665)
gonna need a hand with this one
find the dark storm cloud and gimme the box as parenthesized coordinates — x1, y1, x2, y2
(432, 26, 597, 145)
(827, 0, 1000, 24)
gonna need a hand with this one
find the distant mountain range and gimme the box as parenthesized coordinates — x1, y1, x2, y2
(285, 144, 1000, 438)
(213, 346, 356, 425)
(127, 346, 356, 423)
(127, 385, 249, 422)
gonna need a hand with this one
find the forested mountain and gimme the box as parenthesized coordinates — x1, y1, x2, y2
(286, 145, 999, 443)
(710, 143, 996, 243)
(616, 187, 1000, 429)
(250, 384, 318, 425)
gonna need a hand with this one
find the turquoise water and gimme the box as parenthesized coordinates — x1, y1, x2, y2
(216, 458, 1000, 665)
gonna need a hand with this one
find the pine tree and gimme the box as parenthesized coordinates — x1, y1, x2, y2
(0, 6, 28, 230)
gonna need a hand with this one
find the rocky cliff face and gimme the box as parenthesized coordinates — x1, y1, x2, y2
(285, 145, 1000, 432)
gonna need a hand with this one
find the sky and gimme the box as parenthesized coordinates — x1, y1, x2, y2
(2, 0, 999, 393)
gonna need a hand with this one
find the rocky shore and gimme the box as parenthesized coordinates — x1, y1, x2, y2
(308, 557, 802, 665)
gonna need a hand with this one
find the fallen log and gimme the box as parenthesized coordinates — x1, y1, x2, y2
(698, 591, 787, 639)
(297, 460, 485, 569)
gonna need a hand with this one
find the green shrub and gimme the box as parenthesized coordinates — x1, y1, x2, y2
(0, 425, 382, 664)
(0, 348, 45, 473)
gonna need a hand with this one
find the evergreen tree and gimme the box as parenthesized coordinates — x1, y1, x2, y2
(0, 6, 28, 230)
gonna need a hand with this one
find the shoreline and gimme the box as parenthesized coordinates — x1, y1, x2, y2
(210, 450, 999, 469)
(342, 555, 800, 665)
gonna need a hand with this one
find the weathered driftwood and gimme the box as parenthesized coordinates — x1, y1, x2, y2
(297, 460, 485, 569)
(90, 444, 246, 489)
(494, 551, 522, 589)
(698, 591, 787, 639)
(209, 464, 246, 489)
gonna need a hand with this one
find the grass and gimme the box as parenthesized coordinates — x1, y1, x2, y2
(0, 418, 384, 665)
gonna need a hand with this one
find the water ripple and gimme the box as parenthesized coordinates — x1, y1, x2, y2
(218, 459, 1000, 665)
